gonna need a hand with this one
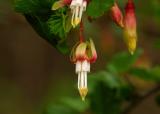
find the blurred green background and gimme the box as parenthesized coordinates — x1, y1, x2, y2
(0, 0, 160, 114)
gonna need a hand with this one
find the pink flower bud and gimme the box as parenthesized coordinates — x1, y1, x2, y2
(111, 2, 124, 28)
(123, 0, 137, 54)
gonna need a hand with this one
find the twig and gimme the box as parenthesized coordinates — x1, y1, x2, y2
(123, 85, 160, 114)
(79, 21, 84, 42)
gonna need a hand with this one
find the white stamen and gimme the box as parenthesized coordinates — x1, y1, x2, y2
(75, 6, 79, 20)
(80, 71, 84, 88)
(82, 1, 87, 11)
(82, 60, 90, 72)
(76, 61, 81, 73)
(78, 1, 87, 20)
(71, 8, 76, 27)
(78, 72, 80, 88)
(70, 0, 87, 27)
(84, 71, 87, 88)
(75, 60, 90, 100)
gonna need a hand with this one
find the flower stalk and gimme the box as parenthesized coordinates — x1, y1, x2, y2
(70, 23, 97, 100)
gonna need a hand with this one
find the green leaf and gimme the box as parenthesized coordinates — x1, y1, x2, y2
(47, 10, 71, 39)
(89, 82, 122, 114)
(14, 0, 55, 14)
(89, 71, 120, 89)
(25, 14, 69, 54)
(153, 39, 160, 49)
(129, 66, 160, 82)
(88, 71, 133, 114)
(60, 97, 89, 112)
(14, 0, 71, 54)
(106, 49, 142, 73)
(14, 0, 40, 13)
(155, 94, 160, 107)
(87, 0, 114, 18)
(45, 105, 76, 114)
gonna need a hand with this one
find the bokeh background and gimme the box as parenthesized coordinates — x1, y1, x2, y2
(0, 0, 160, 114)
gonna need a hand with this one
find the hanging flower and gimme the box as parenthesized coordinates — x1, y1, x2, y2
(70, 0, 87, 28)
(70, 39, 97, 101)
(111, 2, 124, 28)
(123, 0, 137, 55)
(52, 0, 88, 28)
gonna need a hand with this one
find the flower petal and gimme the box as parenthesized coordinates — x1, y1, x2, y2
(52, 1, 64, 10)
(75, 42, 88, 61)
(87, 39, 97, 63)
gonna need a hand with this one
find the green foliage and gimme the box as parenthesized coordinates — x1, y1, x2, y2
(129, 66, 160, 82)
(14, 0, 70, 54)
(45, 105, 77, 114)
(14, 0, 114, 54)
(60, 98, 89, 112)
(88, 72, 130, 114)
(47, 9, 72, 39)
(45, 50, 160, 114)
(106, 49, 142, 73)
(87, 0, 114, 18)
(14, 0, 55, 14)
(155, 94, 160, 106)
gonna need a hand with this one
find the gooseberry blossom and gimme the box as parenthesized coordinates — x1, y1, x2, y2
(70, 0, 87, 27)
(123, 0, 137, 54)
(111, 2, 124, 28)
(52, 0, 88, 27)
(70, 39, 97, 101)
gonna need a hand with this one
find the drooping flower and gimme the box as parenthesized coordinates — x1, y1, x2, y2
(52, 0, 88, 28)
(111, 2, 124, 28)
(70, 39, 97, 101)
(70, 0, 87, 28)
(123, 0, 137, 55)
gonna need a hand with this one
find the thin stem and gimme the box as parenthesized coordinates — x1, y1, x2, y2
(123, 85, 160, 114)
(79, 21, 84, 42)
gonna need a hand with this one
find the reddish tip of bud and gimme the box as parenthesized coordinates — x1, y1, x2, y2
(125, 0, 135, 13)
(124, 0, 136, 30)
(111, 2, 124, 28)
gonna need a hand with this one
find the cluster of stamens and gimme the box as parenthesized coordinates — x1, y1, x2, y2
(76, 60, 90, 101)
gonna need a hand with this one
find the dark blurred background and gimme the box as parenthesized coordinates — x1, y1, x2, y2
(0, 0, 160, 114)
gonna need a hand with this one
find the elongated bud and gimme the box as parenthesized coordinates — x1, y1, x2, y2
(111, 2, 124, 28)
(123, 0, 137, 54)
